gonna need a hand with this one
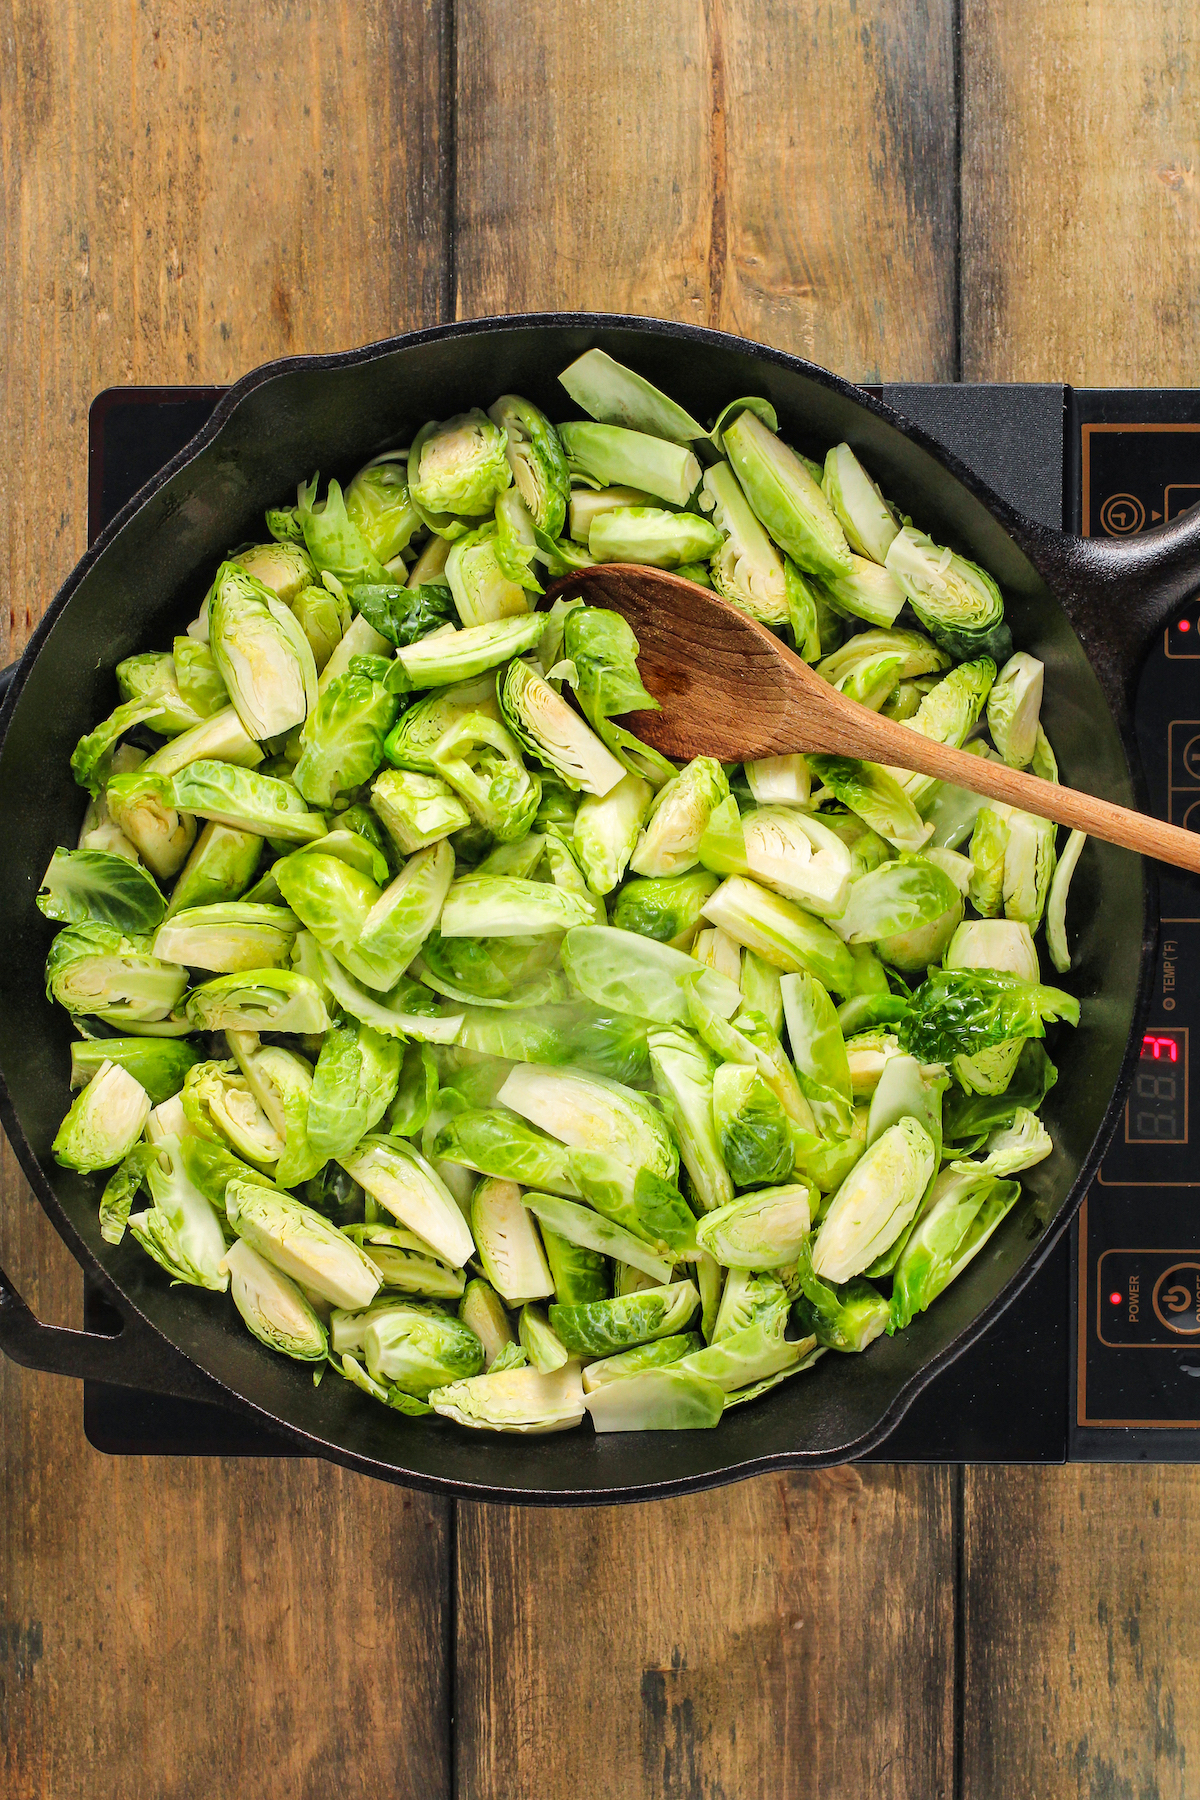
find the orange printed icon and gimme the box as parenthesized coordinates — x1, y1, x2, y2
(1152, 1262, 1200, 1334)
(1100, 492, 1147, 536)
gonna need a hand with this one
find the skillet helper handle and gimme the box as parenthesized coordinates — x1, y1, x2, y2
(1014, 500, 1200, 728)
(0, 1260, 226, 1402)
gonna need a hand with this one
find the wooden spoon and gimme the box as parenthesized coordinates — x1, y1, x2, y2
(545, 563, 1200, 875)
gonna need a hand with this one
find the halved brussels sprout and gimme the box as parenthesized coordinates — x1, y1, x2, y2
(498, 1061, 678, 1188)
(46, 923, 188, 1023)
(184, 1057, 283, 1169)
(408, 409, 513, 530)
(429, 1361, 586, 1434)
(630, 758, 729, 879)
(722, 410, 852, 579)
(741, 807, 853, 918)
(128, 1134, 230, 1291)
(572, 773, 653, 895)
(945, 918, 1040, 982)
(116, 652, 209, 737)
(568, 485, 656, 544)
(184, 969, 330, 1035)
(820, 556, 907, 629)
(711, 1062, 794, 1188)
(395, 613, 546, 691)
(498, 657, 626, 796)
(694, 1184, 812, 1268)
(1001, 810, 1057, 932)
(889, 657, 995, 807)
(142, 705, 264, 779)
(693, 926, 743, 987)
(889, 1168, 1022, 1331)
(780, 971, 855, 1137)
(364, 1303, 485, 1397)
(383, 675, 501, 775)
(233, 541, 317, 604)
(884, 526, 1011, 661)
(612, 871, 718, 949)
(487, 394, 571, 536)
(70, 1036, 199, 1106)
(371, 767, 470, 854)
(222, 1238, 329, 1362)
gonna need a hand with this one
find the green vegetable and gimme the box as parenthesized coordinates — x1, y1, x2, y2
(429, 1362, 586, 1433)
(37, 847, 165, 935)
(695, 1184, 812, 1268)
(488, 395, 571, 536)
(165, 823, 263, 917)
(583, 1366, 724, 1431)
(899, 968, 1079, 1064)
(987, 653, 1044, 768)
(588, 506, 720, 568)
(550, 1280, 700, 1355)
(722, 410, 852, 578)
(52, 1060, 152, 1171)
(498, 656, 626, 795)
(471, 1177, 554, 1305)
(811, 1117, 936, 1283)
(208, 561, 317, 741)
(226, 1180, 381, 1309)
(292, 655, 397, 807)
(559, 349, 705, 444)
(702, 876, 856, 994)
(559, 421, 702, 507)
(822, 442, 901, 564)
(223, 1238, 329, 1362)
(408, 409, 513, 530)
(884, 526, 1011, 661)
(153, 903, 298, 973)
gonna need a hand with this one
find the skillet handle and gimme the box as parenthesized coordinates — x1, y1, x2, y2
(1014, 501, 1200, 728)
(0, 1260, 227, 1403)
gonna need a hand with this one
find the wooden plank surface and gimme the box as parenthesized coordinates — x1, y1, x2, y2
(455, 0, 959, 381)
(961, 6, 1200, 1792)
(0, 5, 454, 1797)
(453, 8, 960, 1798)
(962, 1468, 1200, 1800)
(457, 1470, 955, 1800)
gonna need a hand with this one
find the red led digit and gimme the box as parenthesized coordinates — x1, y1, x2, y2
(1142, 1034, 1179, 1062)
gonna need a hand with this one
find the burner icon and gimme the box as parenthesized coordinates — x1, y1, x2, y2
(1100, 492, 1147, 536)
(1152, 1262, 1200, 1334)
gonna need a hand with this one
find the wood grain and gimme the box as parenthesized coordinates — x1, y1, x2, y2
(0, 5, 454, 1796)
(962, 1467, 1200, 1800)
(456, 1468, 955, 1800)
(961, 6, 1200, 1789)
(961, 0, 1200, 384)
(454, 0, 958, 381)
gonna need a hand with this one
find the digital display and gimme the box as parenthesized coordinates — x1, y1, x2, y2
(1125, 1030, 1189, 1145)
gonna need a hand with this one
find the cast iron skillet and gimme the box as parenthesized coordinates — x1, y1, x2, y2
(1, 314, 1198, 1504)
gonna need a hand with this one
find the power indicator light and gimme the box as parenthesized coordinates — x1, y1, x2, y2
(1180, 620, 1192, 633)
(1109, 1291, 1123, 1306)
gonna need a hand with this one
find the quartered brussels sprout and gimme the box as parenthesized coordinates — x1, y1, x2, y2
(116, 651, 210, 736)
(646, 1025, 734, 1215)
(339, 1135, 474, 1268)
(559, 421, 701, 508)
(740, 807, 853, 917)
(702, 876, 856, 994)
(700, 461, 791, 624)
(208, 561, 317, 742)
(498, 657, 626, 796)
(581, 1332, 702, 1392)
(572, 773, 653, 895)
(811, 1116, 936, 1283)
(550, 1279, 700, 1355)
(153, 903, 298, 973)
(105, 770, 198, 880)
(792, 1237, 891, 1352)
(1001, 810, 1057, 932)
(344, 451, 420, 564)
(141, 705, 264, 781)
(821, 443, 901, 564)
(52, 1060, 152, 1172)
(292, 654, 397, 807)
(128, 1134, 231, 1291)
(184, 1058, 283, 1169)
(458, 1279, 518, 1368)
(780, 971, 855, 1137)
(889, 1168, 1022, 1331)
(363, 1304, 485, 1397)
(587, 506, 720, 569)
(470, 1177, 554, 1305)
(223, 1238, 329, 1362)
(885, 526, 1011, 662)
(820, 556, 907, 630)
(70, 1036, 199, 1106)
(226, 1180, 381, 1309)
(889, 657, 995, 807)
(559, 349, 705, 444)
(693, 926, 743, 988)
(560, 603, 677, 790)
(695, 1184, 812, 1268)
(807, 755, 931, 854)
(630, 758, 729, 879)
(430, 1361, 586, 1434)
(408, 409, 513, 531)
(744, 754, 812, 807)
(722, 410, 852, 579)
(523, 1191, 674, 1285)
(712, 1062, 795, 1188)
(439, 874, 593, 939)
(987, 652, 1044, 769)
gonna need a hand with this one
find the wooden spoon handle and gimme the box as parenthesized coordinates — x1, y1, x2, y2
(817, 699, 1200, 873)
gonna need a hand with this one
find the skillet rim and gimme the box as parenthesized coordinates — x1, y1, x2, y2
(0, 312, 1156, 1498)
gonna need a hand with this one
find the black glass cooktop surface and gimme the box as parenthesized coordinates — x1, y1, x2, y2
(81, 378, 1200, 1463)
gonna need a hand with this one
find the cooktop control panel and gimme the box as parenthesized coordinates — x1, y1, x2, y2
(1071, 392, 1200, 1456)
